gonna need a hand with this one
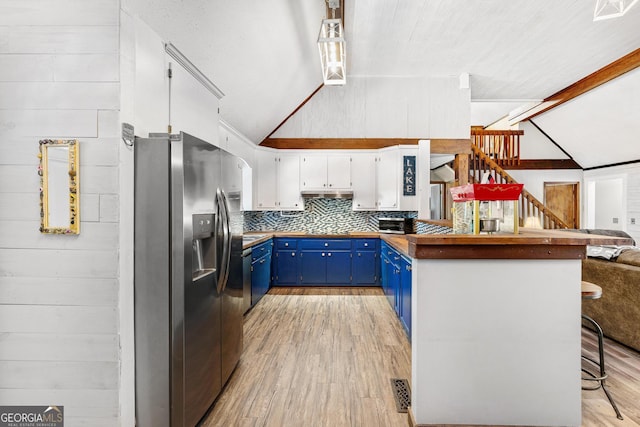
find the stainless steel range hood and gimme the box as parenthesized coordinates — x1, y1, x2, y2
(300, 190, 353, 199)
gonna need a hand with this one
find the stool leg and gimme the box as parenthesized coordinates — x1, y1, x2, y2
(582, 315, 624, 420)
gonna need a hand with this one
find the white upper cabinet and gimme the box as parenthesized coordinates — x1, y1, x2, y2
(351, 153, 377, 210)
(300, 154, 351, 190)
(327, 156, 352, 189)
(255, 150, 278, 210)
(277, 153, 303, 209)
(376, 148, 399, 210)
(374, 146, 419, 211)
(254, 147, 420, 212)
(254, 150, 302, 211)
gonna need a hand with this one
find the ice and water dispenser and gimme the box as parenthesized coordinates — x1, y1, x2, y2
(192, 213, 216, 280)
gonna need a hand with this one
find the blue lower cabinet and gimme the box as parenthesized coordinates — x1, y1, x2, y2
(381, 252, 396, 307)
(300, 251, 327, 284)
(273, 249, 298, 285)
(300, 250, 352, 285)
(380, 240, 412, 339)
(400, 256, 412, 337)
(272, 237, 381, 287)
(299, 239, 353, 286)
(326, 251, 352, 284)
(251, 240, 273, 306)
(353, 239, 379, 286)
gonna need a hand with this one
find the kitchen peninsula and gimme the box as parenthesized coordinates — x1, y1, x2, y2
(391, 228, 632, 427)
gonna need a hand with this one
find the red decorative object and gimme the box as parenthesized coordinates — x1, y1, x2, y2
(450, 183, 524, 202)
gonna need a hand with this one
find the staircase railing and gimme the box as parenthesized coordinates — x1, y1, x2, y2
(471, 129, 523, 167)
(469, 144, 571, 229)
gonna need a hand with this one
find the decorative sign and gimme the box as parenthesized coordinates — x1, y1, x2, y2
(403, 155, 416, 196)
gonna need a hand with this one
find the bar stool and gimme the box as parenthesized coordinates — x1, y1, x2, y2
(581, 281, 623, 420)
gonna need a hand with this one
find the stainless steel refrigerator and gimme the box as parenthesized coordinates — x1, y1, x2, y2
(134, 132, 244, 427)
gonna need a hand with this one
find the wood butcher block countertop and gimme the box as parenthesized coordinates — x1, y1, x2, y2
(404, 228, 633, 260)
(244, 228, 632, 258)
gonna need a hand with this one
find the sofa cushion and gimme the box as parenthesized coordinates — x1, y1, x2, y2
(616, 249, 640, 267)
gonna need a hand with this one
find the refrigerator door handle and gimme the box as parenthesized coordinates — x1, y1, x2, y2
(216, 189, 232, 294)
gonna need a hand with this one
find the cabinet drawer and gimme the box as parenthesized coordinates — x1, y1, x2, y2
(354, 238, 378, 250)
(251, 240, 272, 261)
(276, 238, 298, 249)
(300, 239, 352, 250)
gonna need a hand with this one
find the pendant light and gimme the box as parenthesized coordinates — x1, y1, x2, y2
(318, 1, 346, 85)
(594, 0, 639, 20)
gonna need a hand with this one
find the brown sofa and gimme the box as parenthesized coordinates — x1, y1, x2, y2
(582, 246, 640, 352)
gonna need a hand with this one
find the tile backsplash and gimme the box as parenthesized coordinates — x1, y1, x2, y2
(244, 198, 452, 234)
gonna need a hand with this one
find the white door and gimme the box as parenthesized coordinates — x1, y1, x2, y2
(593, 178, 625, 230)
(351, 153, 377, 210)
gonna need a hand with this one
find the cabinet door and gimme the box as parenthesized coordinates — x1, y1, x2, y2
(381, 255, 394, 307)
(376, 150, 398, 210)
(351, 153, 377, 210)
(277, 154, 302, 210)
(300, 155, 327, 190)
(260, 252, 272, 299)
(274, 250, 298, 285)
(326, 251, 352, 285)
(353, 250, 377, 285)
(255, 152, 278, 210)
(300, 251, 326, 284)
(251, 258, 263, 306)
(327, 155, 351, 190)
(400, 257, 412, 337)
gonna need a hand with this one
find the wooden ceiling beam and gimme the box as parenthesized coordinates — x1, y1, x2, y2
(261, 138, 471, 154)
(510, 47, 640, 124)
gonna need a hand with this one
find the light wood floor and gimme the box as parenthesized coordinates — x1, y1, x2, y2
(202, 287, 640, 427)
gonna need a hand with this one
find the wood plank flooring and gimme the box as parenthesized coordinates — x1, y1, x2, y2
(202, 287, 640, 427)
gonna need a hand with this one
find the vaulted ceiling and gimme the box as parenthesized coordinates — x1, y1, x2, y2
(125, 0, 640, 167)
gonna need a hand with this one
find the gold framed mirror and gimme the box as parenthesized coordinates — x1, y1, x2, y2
(38, 139, 80, 234)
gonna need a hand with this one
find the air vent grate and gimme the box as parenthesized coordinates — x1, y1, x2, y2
(390, 378, 411, 413)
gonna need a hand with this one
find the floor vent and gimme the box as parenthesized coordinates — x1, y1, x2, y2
(390, 378, 411, 413)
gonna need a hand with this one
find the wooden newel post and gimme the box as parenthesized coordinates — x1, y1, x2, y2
(454, 153, 469, 186)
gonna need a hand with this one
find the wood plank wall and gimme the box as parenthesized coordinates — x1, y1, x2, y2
(0, 1, 121, 426)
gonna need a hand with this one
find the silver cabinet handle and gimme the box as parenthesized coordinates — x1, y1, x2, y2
(324, 243, 329, 247)
(291, 252, 295, 257)
(322, 253, 325, 257)
(328, 253, 332, 257)
(285, 242, 289, 247)
(364, 243, 368, 247)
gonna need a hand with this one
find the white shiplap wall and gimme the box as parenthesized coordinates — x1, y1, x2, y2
(0, 1, 121, 426)
(272, 76, 470, 139)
